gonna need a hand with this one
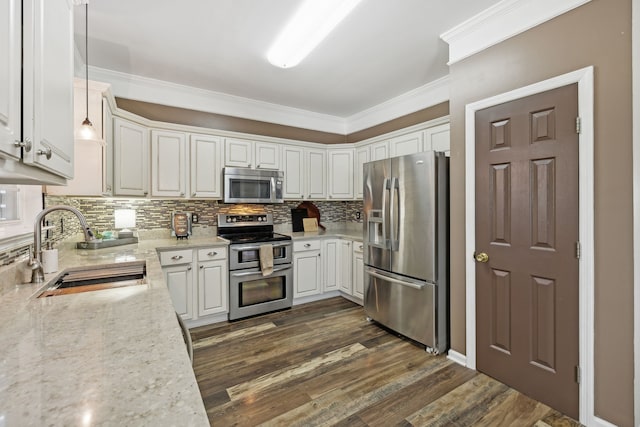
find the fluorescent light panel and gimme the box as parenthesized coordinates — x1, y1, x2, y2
(267, 0, 363, 69)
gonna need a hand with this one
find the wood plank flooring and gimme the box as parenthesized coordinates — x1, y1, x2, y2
(191, 297, 582, 427)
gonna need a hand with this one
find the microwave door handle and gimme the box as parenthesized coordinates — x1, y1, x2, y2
(271, 177, 276, 202)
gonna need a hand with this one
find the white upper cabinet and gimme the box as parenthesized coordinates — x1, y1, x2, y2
(282, 145, 326, 200)
(190, 133, 222, 198)
(389, 130, 423, 158)
(354, 146, 369, 199)
(370, 140, 389, 161)
(103, 97, 114, 195)
(113, 117, 149, 196)
(328, 148, 354, 200)
(0, 0, 74, 184)
(0, 0, 21, 161)
(224, 138, 279, 170)
(423, 122, 451, 154)
(151, 129, 186, 197)
(22, 0, 75, 178)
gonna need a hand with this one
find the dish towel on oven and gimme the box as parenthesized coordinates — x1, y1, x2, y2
(259, 244, 274, 276)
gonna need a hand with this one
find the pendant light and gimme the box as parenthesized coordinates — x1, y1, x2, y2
(77, 2, 97, 140)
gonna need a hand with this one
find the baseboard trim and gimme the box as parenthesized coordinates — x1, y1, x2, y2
(447, 349, 468, 367)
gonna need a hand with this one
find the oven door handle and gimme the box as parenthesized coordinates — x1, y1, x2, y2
(230, 265, 292, 277)
(231, 242, 292, 251)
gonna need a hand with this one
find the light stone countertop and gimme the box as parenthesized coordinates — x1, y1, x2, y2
(0, 235, 227, 427)
(0, 225, 360, 426)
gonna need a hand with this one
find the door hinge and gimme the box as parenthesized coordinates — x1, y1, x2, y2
(575, 241, 581, 259)
(576, 365, 581, 384)
(576, 117, 582, 134)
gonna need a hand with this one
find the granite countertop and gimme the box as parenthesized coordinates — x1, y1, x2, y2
(0, 224, 361, 426)
(0, 235, 227, 427)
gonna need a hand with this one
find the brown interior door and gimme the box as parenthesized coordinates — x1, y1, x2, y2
(475, 84, 579, 419)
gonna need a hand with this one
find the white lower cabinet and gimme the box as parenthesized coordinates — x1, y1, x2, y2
(322, 239, 340, 292)
(338, 240, 353, 294)
(293, 240, 322, 298)
(197, 247, 228, 317)
(164, 264, 194, 320)
(160, 246, 228, 324)
(352, 242, 364, 300)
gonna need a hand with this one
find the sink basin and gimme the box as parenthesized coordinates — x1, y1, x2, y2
(37, 260, 147, 298)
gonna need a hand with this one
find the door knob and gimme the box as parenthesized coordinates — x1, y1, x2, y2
(474, 252, 489, 263)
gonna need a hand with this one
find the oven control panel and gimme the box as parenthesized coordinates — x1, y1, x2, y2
(218, 213, 273, 227)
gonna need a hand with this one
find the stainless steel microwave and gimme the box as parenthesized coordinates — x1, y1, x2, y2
(223, 167, 284, 203)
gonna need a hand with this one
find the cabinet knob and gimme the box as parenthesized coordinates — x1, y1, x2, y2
(248, 163, 252, 168)
(200, 265, 204, 269)
(359, 245, 363, 250)
(304, 243, 311, 248)
(14, 138, 32, 152)
(37, 147, 52, 160)
(171, 255, 183, 260)
(207, 251, 217, 256)
(180, 192, 185, 196)
(143, 191, 148, 196)
(192, 192, 196, 197)
(187, 266, 192, 271)
(256, 164, 260, 168)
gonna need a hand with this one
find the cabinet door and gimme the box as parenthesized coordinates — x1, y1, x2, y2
(23, 0, 74, 178)
(390, 130, 423, 158)
(0, 0, 22, 160)
(370, 141, 389, 161)
(282, 145, 304, 199)
(306, 148, 327, 200)
(354, 147, 369, 199)
(352, 244, 364, 301)
(164, 264, 194, 320)
(338, 240, 352, 294)
(102, 98, 113, 195)
(198, 260, 228, 316)
(190, 133, 222, 198)
(423, 123, 450, 155)
(322, 239, 340, 292)
(151, 129, 186, 197)
(328, 149, 354, 200)
(114, 117, 149, 196)
(255, 141, 279, 170)
(224, 138, 252, 168)
(294, 251, 321, 298)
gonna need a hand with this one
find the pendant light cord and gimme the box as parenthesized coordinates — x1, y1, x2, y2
(85, 3, 89, 121)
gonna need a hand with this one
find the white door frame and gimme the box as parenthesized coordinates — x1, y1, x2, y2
(464, 66, 595, 425)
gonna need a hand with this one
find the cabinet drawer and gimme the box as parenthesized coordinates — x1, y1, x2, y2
(353, 241, 364, 253)
(159, 249, 193, 266)
(294, 240, 321, 252)
(197, 247, 227, 261)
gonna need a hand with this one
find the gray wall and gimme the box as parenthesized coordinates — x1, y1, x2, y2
(447, 0, 633, 425)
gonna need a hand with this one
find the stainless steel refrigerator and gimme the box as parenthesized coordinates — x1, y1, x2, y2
(363, 151, 449, 353)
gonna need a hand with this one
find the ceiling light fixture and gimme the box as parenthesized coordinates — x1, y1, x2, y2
(267, 0, 364, 69)
(77, 1, 97, 140)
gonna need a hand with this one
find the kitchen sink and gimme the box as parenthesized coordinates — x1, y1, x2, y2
(36, 260, 148, 298)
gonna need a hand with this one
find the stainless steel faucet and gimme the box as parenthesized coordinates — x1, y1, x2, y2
(31, 205, 96, 283)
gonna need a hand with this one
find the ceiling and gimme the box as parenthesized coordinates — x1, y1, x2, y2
(76, 0, 501, 118)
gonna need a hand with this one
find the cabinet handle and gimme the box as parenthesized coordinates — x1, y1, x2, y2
(180, 192, 185, 196)
(187, 266, 192, 271)
(200, 265, 204, 269)
(207, 251, 217, 256)
(308, 195, 311, 199)
(192, 192, 196, 197)
(359, 245, 363, 250)
(256, 164, 260, 168)
(171, 255, 183, 260)
(248, 163, 252, 168)
(14, 138, 32, 152)
(37, 147, 52, 160)
(304, 243, 311, 248)
(143, 191, 148, 196)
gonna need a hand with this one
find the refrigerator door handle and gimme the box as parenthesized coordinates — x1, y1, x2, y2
(382, 177, 390, 248)
(366, 268, 424, 290)
(390, 177, 400, 251)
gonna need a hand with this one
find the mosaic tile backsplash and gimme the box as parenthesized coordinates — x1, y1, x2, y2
(43, 196, 363, 243)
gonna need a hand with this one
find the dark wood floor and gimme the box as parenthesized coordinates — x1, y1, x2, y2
(191, 297, 581, 427)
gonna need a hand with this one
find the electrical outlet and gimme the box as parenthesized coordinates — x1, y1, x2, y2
(355, 212, 361, 220)
(191, 213, 199, 224)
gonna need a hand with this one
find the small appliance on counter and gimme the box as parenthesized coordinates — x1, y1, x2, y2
(171, 212, 192, 239)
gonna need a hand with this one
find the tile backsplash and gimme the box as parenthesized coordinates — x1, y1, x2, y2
(44, 196, 363, 242)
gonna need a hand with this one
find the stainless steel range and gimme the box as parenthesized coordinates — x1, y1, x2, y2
(218, 214, 293, 320)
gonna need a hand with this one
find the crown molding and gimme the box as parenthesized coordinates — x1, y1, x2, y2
(82, 66, 450, 135)
(440, 0, 592, 65)
(345, 75, 450, 134)
(87, 66, 348, 134)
